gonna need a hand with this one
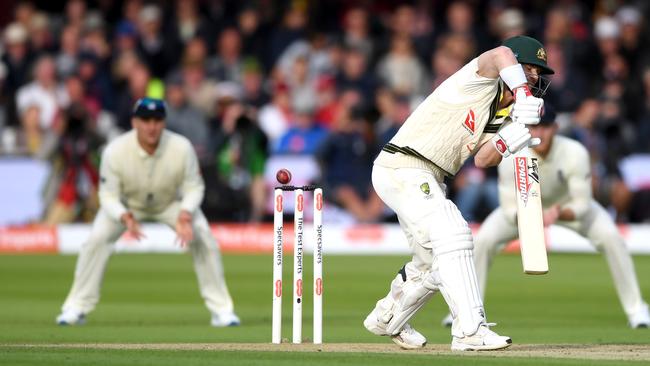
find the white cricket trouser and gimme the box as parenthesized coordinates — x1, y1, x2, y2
(371, 164, 487, 337)
(474, 201, 647, 320)
(61, 202, 235, 316)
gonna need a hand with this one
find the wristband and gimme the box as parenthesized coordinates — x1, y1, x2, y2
(499, 64, 527, 91)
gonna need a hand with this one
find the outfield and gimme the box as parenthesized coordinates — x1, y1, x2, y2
(1, 253, 649, 365)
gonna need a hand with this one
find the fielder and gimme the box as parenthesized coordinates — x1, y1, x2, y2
(56, 98, 240, 327)
(363, 35, 551, 350)
(442, 106, 650, 329)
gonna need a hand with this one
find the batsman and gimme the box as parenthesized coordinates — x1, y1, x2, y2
(440, 105, 650, 329)
(363, 36, 550, 350)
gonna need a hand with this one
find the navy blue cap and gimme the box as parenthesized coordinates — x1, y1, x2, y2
(539, 104, 556, 126)
(133, 97, 166, 119)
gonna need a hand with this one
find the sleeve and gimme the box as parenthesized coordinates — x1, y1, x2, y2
(179, 143, 205, 214)
(98, 145, 128, 221)
(497, 157, 518, 224)
(562, 145, 592, 220)
(437, 58, 500, 106)
(474, 109, 510, 154)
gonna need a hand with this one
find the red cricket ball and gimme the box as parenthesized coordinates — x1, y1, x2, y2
(276, 168, 292, 185)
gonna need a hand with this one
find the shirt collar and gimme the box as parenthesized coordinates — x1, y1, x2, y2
(134, 130, 167, 158)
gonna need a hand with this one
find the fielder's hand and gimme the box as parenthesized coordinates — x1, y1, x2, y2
(543, 204, 561, 227)
(175, 210, 194, 247)
(511, 86, 544, 125)
(491, 121, 540, 158)
(121, 212, 145, 241)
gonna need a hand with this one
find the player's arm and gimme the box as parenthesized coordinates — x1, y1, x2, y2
(478, 47, 544, 160)
(175, 143, 205, 246)
(179, 142, 205, 215)
(98, 145, 128, 221)
(556, 147, 592, 222)
(474, 140, 503, 168)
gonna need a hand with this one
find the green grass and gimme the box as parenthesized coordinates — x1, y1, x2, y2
(0, 252, 649, 365)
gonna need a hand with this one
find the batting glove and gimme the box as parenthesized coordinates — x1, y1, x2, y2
(510, 86, 544, 125)
(491, 121, 541, 158)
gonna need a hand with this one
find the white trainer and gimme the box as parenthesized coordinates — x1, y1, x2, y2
(56, 308, 85, 325)
(451, 323, 512, 351)
(210, 312, 241, 327)
(629, 304, 650, 329)
(441, 313, 453, 327)
(390, 323, 427, 349)
(363, 311, 426, 349)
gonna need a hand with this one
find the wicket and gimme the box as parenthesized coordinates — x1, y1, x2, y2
(272, 185, 323, 344)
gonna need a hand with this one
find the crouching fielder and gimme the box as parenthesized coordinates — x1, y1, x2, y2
(363, 36, 552, 350)
(452, 106, 649, 329)
(56, 98, 239, 327)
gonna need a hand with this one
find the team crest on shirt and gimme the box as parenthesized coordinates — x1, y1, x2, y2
(463, 109, 476, 134)
(537, 48, 547, 62)
(420, 182, 430, 195)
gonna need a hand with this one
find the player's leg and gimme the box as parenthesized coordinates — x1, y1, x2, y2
(363, 166, 435, 348)
(579, 202, 649, 328)
(156, 204, 238, 326)
(57, 209, 125, 325)
(363, 228, 433, 349)
(442, 207, 518, 326)
(370, 166, 510, 350)
(426, 199, 510, 350)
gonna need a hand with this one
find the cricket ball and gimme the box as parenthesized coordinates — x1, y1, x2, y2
(276, 168, 292, 185)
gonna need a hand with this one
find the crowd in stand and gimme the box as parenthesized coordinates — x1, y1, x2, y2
(1, 0, 649, 224)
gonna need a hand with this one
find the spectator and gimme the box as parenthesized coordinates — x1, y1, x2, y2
(29, 12, 54, 54)
(77, 52, 114, 112)
(113, 21, 139, 55)
(56, 25, 81, 78)
(16, 55, 70, 131)
(236, 7, 268, 64)
(267, 3, 308, 70)
(207, 28, 244, 83)
(376, 34, 428, 101)
(335, 46, 376, 106)
(202, 102, 268, 222)
(42, 103, 104, 224)
(114, 62, 149, 130)
(169, 0, 213, 45)
(340, 7, 374, 61)
(317, 106, 384, 223)
(2, 22, 35, 124)
(258, 83, 292, 148)
(494, 8, 526, 41)
(274, 100, 327, 155)
(165, 76, 210, 162)
(239, 58, 269, 109)
(136, 4, 177, 77)
(452, 162, 499, 223)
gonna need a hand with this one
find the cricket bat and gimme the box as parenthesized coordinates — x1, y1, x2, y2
(513, 148, 549, 274)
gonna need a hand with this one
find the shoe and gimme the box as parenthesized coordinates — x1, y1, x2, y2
(629, 304, 650, 329)
(210, 312, 241, 327)
(390, 323, 427, 349)
(364, 311, 426, 349)
(451, 323, 512, 351)
(441, 313, 453, 327)
(56, 308, 85, 325)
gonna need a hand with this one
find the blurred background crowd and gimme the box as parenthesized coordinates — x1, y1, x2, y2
(1, 0, 650, 225)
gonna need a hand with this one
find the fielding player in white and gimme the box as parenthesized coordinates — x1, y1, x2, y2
(56, 98, 240, 327)
(363, 35, 552, 350)
(441, 105, 650, 329)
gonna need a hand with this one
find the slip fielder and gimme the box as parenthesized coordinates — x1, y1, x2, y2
(56, 98, 240, 327)
(442, 105, 650, 329)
